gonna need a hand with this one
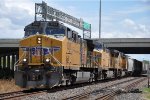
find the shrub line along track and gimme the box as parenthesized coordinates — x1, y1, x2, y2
(62, 77, 147, 100)
(0, 77, 145, 100)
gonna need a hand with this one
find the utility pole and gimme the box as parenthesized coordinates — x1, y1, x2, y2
(99, 0, 101, 39)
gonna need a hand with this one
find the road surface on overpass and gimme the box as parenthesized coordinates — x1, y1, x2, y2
(0, 39, 19, 54)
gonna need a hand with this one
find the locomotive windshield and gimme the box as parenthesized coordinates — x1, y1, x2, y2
(24, 21, 66, 38)
(46, 28, 65, 37)
(94, 43, 102, 50)
(25, 28, 42, 37)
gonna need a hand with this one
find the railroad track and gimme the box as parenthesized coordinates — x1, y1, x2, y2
(95, 77, 146, 100)
(0, 77, 145, 100)
(63, 77, 147, 100)
(0, 77, 125, 100)
(0, 89, 47, 100)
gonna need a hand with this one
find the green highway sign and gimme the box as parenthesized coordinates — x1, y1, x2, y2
(83, 22, 91, 31)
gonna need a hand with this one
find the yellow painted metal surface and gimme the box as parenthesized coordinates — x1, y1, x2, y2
(19, 34, 82, 69)
(118, 55, 127, 69)
(19, 34, 127, 70)
(93, 49, 101, 68)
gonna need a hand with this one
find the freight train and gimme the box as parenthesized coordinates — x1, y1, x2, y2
(14, 21, 143, 88)
(127, 58, 143, 76)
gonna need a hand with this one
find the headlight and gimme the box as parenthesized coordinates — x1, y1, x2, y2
(45, 58, 50, 62)
(38, 37, 41, 41)
(23, 58, 27, 62)
(37, 40, 41, 44)
(37, 37, 42, 44)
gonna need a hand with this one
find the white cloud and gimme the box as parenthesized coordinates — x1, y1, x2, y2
(123, 19, 135, 26)
(122, 18, 150, 38)
(138, 24, 149, 33)
(0, 29, 24, 39)
(0, 0, 149, 39)
(0, 0, 34, 38)
(0, 0, 91, 38)
(4, 0, 34, 16)
(99, 18, 149, 38)
(0, 18, 13, 29)
(123, 19, 138, 30)
(128, 54, 150, 61)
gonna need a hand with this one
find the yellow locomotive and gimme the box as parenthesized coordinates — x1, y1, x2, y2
(15, 21, 128, 88)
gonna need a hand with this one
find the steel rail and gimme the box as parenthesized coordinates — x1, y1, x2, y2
(95, 77, 147, 100)
(0, 90, 47, 100)
(63, 77, 146, 100)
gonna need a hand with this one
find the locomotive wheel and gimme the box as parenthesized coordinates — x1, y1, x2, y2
(70, 75, 76, 85)
(113, 70, 117, 78)
(102, 70, 107, 79)
(94, 73, 98, 81)
(46, 71, 62, 88)
(66, 80, 71, 86)
(117, 70, 122, 78)
(89, 73, 94, 82)
(89, 78, 93, 82)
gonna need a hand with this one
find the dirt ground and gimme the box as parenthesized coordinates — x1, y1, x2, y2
(0, 79, 22, 94)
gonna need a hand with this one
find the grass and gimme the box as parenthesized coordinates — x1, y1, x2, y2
(0, 79, 22, 94)
(143, 88, 150, 100)
(143, 88, 150, 92)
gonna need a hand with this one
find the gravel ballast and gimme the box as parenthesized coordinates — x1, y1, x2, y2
(114, 78, 148, 100)
(23, 77, 147, 100)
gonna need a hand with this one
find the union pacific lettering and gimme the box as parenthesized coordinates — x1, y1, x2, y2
(21, 46, 60, 56)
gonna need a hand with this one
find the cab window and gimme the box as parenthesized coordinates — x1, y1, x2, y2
(46, 28, 65, 35)
(25, 29, 41, 37)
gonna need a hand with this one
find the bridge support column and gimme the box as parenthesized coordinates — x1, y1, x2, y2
(7, 55, 10, 70)
(0, 57, 2, 78)
(11, 54, 15, 77)
(16, 53, 19, 63)
(7, 55, 11, 78)
(3, 56, 6, 69)
(12, 54, 16, 71)
(1, 56, 6, 78)
(0, 57, 1, 68)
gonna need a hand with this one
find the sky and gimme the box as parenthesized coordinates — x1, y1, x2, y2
(0, 0, 150, 61)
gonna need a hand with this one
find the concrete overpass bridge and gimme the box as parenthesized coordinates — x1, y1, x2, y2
(1, 38, 150, 54)
(94, 38, 150, 54)
(0, 38, 150, 78)
(0, 39, 19, 78)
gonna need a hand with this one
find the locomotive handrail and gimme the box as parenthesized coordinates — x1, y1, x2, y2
(14, 51, 26, 70)
(93, 61, 99, 67)
(49, 52, 62, 67)
(49, 52, 64, 78)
